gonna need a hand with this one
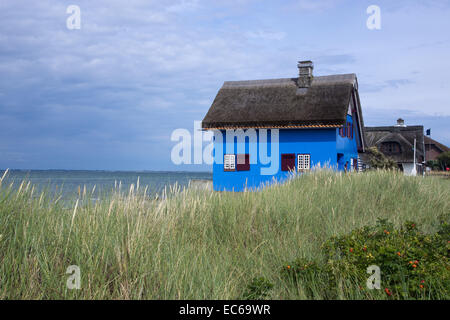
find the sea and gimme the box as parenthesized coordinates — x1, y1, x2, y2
(0, 170, 212, 200)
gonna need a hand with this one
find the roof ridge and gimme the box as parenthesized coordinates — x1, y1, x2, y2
(365, 125, 423, 131)
(222, 73, 356, 88)
(222, 78, 294, 88)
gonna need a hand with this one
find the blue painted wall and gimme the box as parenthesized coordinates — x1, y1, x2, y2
(213, 128, 339, 191)
(336, 114, 359, 171)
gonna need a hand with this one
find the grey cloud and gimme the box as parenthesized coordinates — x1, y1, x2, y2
(361, 79, 414, 93)
(316, 54, 356, 65)
(1, 0, 449, 170)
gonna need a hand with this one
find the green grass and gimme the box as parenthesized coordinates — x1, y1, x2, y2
(0, 169, 448, 299)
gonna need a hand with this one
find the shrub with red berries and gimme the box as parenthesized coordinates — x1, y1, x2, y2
(282, 215, 449, 299)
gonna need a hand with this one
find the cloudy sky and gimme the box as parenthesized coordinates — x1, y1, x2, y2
(1, 0, 449, 171)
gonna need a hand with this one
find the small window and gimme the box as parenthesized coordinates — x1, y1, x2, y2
(236, 154, 250, 171)
(224, 154, 235, 171)
(281, 154, 296, 171)
(381, 142, 401, 154)
(347, 123, 353, 139)
(340, 125, 347, 138)
(340, 123, 353, 139)
(297, 154, 311, 171)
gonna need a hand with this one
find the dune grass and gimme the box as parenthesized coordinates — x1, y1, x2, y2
(0, 169, 448, 299)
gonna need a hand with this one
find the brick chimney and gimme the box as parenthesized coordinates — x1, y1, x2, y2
(395, 118, 406, 127)
(297, 60, 314, 88)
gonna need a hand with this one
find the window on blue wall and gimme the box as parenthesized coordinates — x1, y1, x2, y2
(236, 154, 250, 171)
(224, 154, 235, 171)
(281, 154, 295, 171)
(347, 123, 353, 139)
(340, 125, 347, 138)
(297, 154, 311, 171)
(340, 123, 353, 139)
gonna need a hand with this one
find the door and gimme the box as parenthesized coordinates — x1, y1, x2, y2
(337, 153, 345, 171)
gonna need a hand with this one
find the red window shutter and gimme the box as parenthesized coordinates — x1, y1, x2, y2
(281, 154, 295, 171)
(236, 154, 250, 171)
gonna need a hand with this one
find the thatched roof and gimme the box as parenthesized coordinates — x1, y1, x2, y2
(364, 126, 424, 163)
(202, 74, 358, 129)
(424, 136, 449, 152)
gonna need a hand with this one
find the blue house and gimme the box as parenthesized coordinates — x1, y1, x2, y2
(202, 61, 366, 191)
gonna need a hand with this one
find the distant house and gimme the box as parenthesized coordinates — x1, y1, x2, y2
(201, 61, 366, 191)
(424, 136, 449, 161)
(363, 119, 425, 175)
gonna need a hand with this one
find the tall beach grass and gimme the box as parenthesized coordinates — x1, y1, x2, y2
(0, 169, 448, 299)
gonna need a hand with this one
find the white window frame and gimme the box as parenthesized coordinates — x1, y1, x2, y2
(297, 154, 311, 171)
(224, 154, 235, 171)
